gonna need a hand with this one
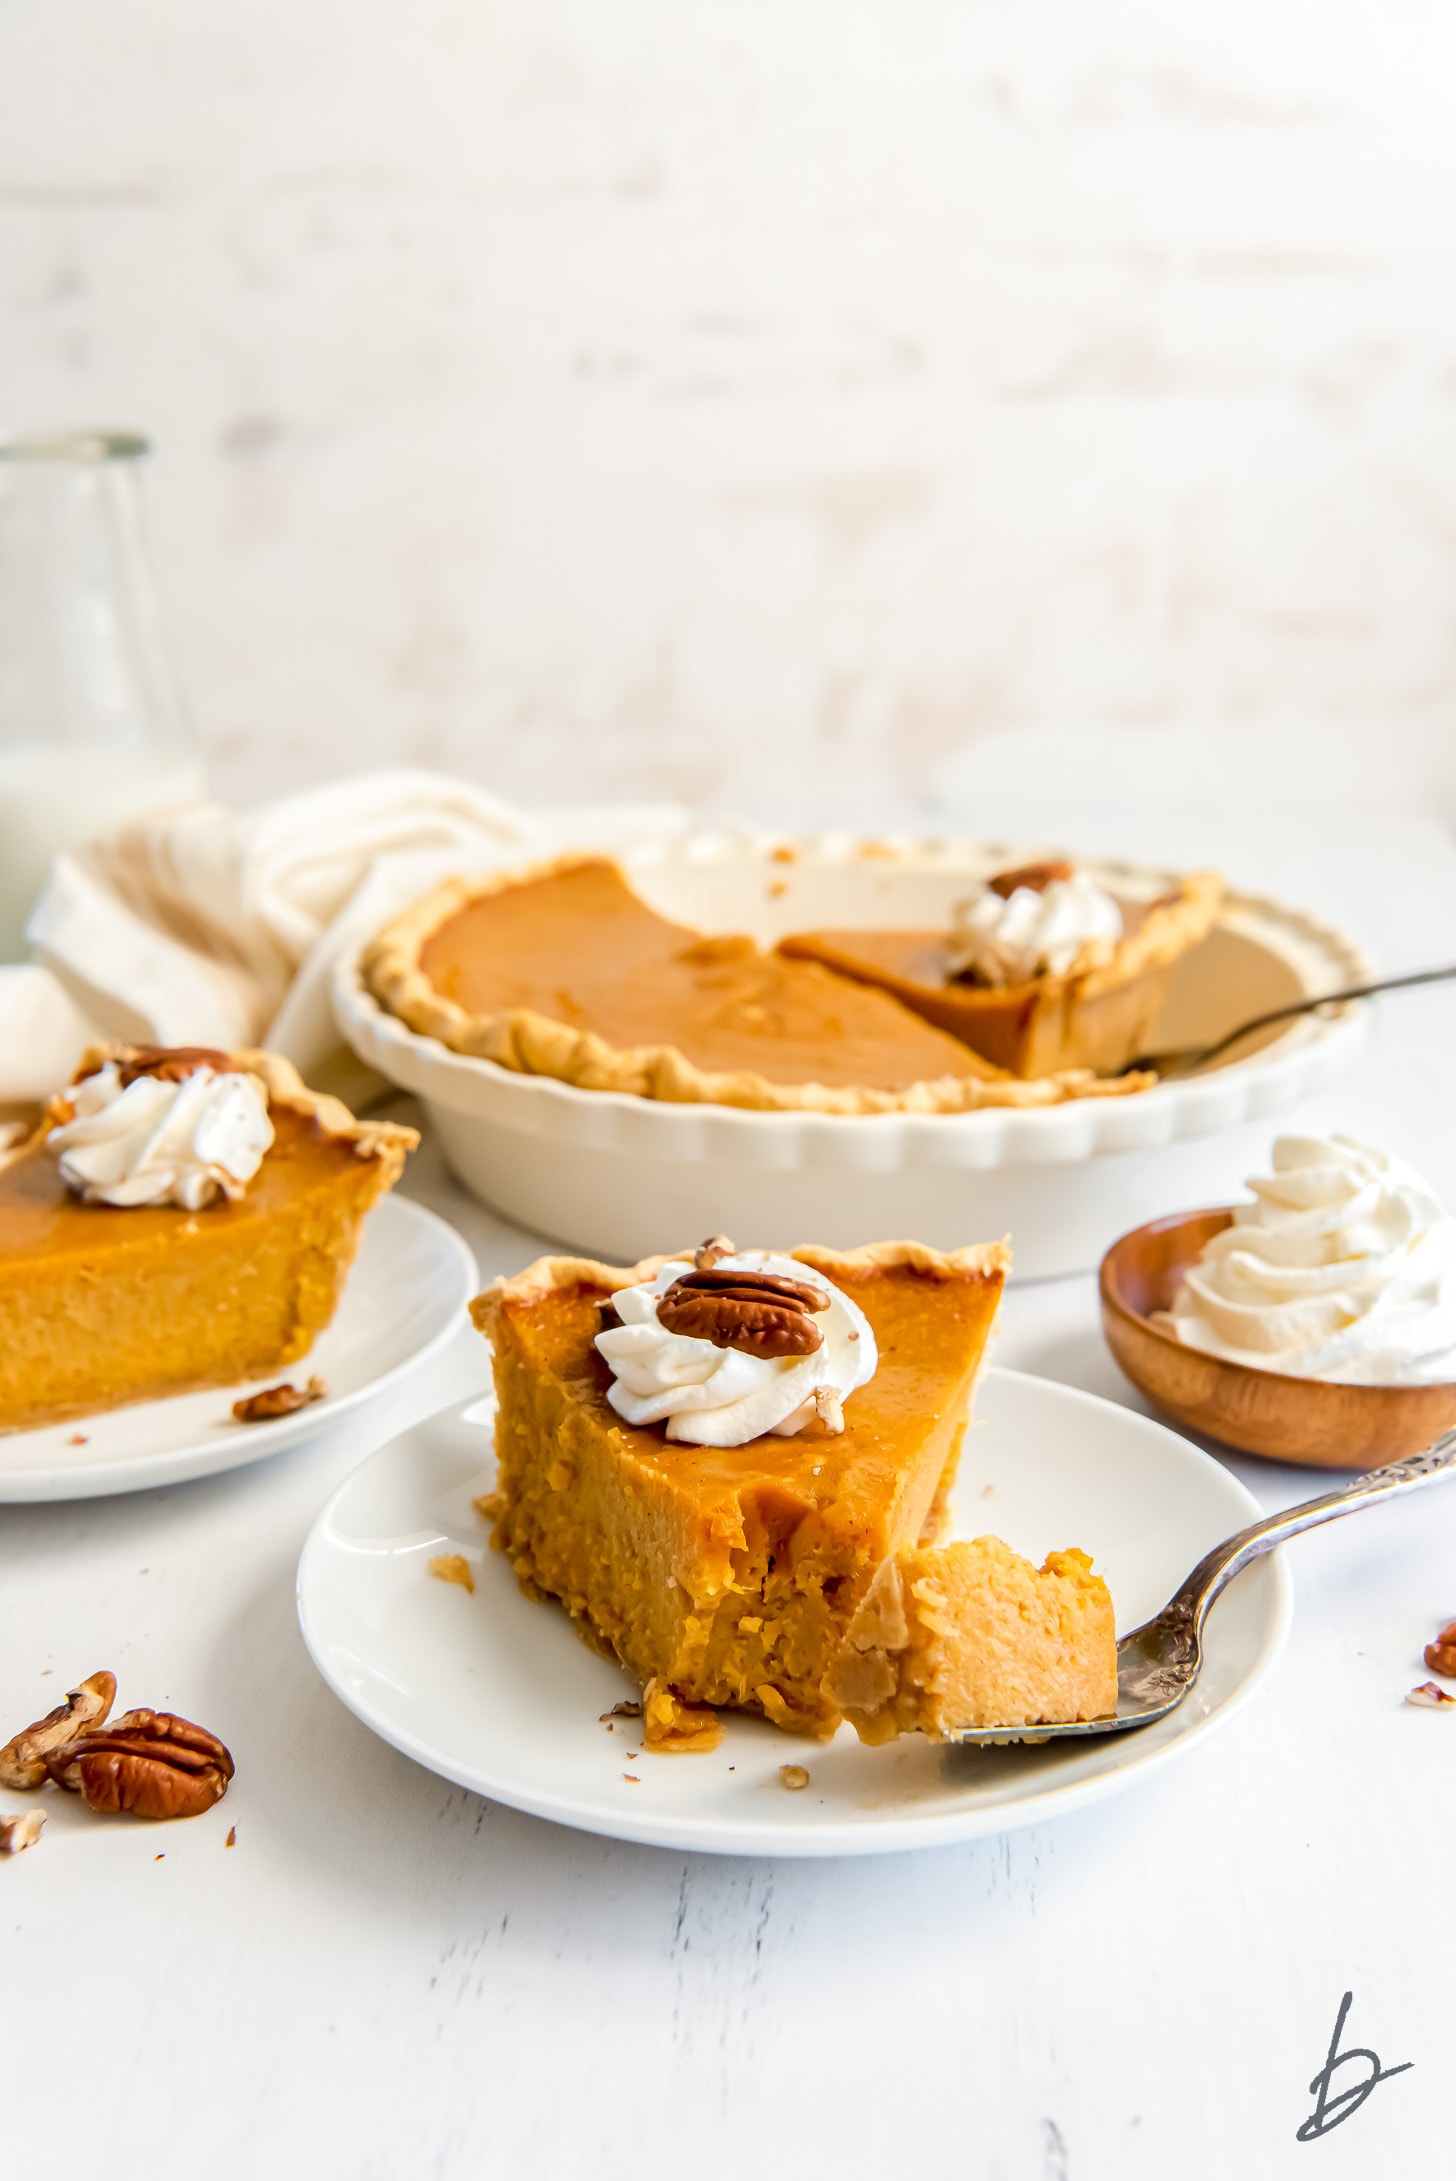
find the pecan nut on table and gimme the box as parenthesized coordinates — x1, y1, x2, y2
(1424, 1618, 1456, 1677)
(0, 1669, 116, 1789)
(0, 1670, 234, 1827)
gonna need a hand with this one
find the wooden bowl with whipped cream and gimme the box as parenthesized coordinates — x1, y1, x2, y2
(1100, 1208, 1456, 1468)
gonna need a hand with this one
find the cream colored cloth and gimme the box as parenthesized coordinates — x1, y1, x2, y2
(2, 769, 685, 1104)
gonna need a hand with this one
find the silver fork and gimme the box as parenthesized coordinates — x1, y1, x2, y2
(1126, 962, 1456, 1078)
(952, 1430, 1456, 1745)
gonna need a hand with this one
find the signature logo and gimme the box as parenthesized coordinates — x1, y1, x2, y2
(1296, 1991, 1412, 2142)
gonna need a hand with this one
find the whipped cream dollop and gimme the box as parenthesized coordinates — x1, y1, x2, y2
(48, 1062, 275, 1210)
(947, 867, 1123, 986)
(595, 1252, 878, 1447)
(1164, 1134, 1456, 1384)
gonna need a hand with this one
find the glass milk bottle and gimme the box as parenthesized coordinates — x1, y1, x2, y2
(0, 431, 204, 961)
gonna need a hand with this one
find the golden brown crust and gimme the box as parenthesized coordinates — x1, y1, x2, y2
(470, 1236, 1013, 1340)
(69, 1043, 418, 1186)
(365, 860, 1154, 1113)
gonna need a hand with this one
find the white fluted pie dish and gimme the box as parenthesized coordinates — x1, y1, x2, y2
(332, 833, 1370, 1277)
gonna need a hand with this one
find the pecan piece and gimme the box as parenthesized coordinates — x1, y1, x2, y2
(1424, 1619, 1456, 1677)
(0, 1670, 116, 1790)
(48, 1708, 234, 1820)
(986, 859, 1073, 900)
(657, 1266, 829, 1358)
(0, 1810, 46, 1855)
(232, 1376, 326, 1424)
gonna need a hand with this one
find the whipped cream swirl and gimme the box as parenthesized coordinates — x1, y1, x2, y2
(1165, 1134, 1456, 1384)
(595, 1252, 878, 1447)
(48, 1062, 275, 1210)
(948, 869, 1123, 986)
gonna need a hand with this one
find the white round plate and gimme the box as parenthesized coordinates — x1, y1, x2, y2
(297, 1366, 1291, 1856)
(0, 1196, 477, 1502)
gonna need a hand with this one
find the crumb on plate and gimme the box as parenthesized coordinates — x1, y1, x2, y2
(427, 1553, 474, 1594)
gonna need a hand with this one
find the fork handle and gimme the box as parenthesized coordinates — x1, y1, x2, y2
(1181, 962, 1456, 1071)
(1172, 1427, 1456, 1637)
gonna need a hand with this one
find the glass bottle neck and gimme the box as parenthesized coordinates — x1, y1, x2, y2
(0, 439, 194, 760)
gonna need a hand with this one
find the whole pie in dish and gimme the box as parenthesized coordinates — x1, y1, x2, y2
(0, 1044, 416, 1433)
(364, 856, 1158, 1114)
(472, 1235, 1117, 1742)
(782, 859, 1224, 1079)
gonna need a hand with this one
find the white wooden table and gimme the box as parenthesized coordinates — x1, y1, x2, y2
(5, 808, 1456, 2179)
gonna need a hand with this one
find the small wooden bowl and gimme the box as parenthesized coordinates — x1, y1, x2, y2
(1099, 1208, 1456, 1468)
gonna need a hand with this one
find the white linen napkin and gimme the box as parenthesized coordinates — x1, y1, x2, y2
(2, 769, 685, 1104)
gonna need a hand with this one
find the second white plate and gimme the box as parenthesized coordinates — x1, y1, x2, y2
(297, 1366, 1291, 1856)
(0, 1195, 477, 1501)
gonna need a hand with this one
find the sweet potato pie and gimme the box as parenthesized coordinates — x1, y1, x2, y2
(0, 1044, 415, 1432)
(472, 1236, 1117, 1742)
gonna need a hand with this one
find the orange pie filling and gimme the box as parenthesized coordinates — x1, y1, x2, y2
(413, 857, 999, 1093)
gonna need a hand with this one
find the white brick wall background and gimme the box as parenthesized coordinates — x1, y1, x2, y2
(4, 0, 1456, 826)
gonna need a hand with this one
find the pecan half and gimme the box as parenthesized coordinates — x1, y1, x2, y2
(1425, 1619, 1456, 1677)
(232, 1376, 326, 1424)
(113, 1046, 234, 1087)
(48, 1708, 234, 1820)
(986, 859, 1073, 900)
(657, 1266, 829, 1358)
(0, 1670, 116, 1790)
